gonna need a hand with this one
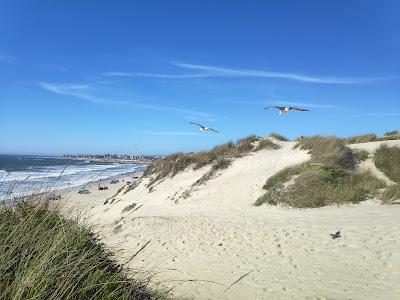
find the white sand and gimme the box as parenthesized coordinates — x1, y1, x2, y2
(60, 140, 400, 300)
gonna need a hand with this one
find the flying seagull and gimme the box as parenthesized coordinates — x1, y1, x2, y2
(330, 231, 341, 239)
(189, 122, 220, 133)
(265, 105, 309, 115)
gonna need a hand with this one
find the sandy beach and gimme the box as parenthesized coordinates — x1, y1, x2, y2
(58, 140, 400, 300)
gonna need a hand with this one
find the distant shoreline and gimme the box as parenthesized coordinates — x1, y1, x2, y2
(58, 156, 153, 165)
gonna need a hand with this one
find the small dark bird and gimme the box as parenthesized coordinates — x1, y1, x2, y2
(265, 105, 309, 115)
(189, 122, 220, 133)
(330, 231, 341, 239)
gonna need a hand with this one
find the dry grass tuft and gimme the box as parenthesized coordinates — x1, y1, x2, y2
(269, 133, 289, 141)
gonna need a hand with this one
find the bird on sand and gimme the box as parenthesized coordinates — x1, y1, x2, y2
(265, 105, 309, 115)
(189, 122, 220, 133)
(330, 231, 341, 239)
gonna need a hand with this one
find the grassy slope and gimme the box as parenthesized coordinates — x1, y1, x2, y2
(143, 135, 280, 189)
(374, 145, 400, 183)
(374, 145, 400, 204)
(0, 201, 167, 300)
(256, 136, 385, 208)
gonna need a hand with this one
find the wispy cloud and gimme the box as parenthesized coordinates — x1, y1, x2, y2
(103, 71, 210, 79)
(138, 131, 202, 136)
(0, 55, 16, 64)
(104, 62, 397, 84)
(38, 82, 212, 117)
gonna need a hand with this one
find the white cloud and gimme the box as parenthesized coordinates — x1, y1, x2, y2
(38, 82, 212, 117)
(103, 71, 210, 79)
(172, 62, 391, 84)
(104, 62, 397, 84)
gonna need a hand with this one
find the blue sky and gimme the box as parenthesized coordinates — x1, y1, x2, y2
(1, 0, 399, 155)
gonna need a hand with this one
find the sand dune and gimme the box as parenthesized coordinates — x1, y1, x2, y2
(60, 140, 400, 300)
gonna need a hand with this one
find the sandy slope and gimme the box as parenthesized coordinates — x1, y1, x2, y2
(60, 140, 400, 300)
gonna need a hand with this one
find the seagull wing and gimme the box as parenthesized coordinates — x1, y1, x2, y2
(189, 122, 205, 128)
(273, 106, 287, 110)
(289, 106, 309, 111)
(209, 128, 220, 133)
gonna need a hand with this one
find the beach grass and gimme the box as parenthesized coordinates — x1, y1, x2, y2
(256, 135, 385, 208)
(344, 131, 400, 144)
(380, 184, 400, 204)
(255, 164, 384, 208)
(354, 149, 370, 162)
(295, 135, 355, 169)
(269, 133, 289, 141)
(374, 145, 400, 183)
(0, 200, 167, 300)
(144, 135, 280, 188)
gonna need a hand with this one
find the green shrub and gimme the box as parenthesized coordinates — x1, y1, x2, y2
(374, 145, 400, 183)
(0, 201, 166, 300)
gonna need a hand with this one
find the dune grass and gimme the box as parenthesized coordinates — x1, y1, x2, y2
(354, 149, 370, 162)
(269, 133, 289, 141)
(0, 200, 167, 300)
(144, 135, 280, 188)
(374, 145, 400, 183)
(256, 135, 385, 208)
(344, 131, 400, 144)
(295, 135, 355, 169)
(344, 133, 379, 144)
(381, 184, 400, 204)
(384, 130, 399, 136)
(255, 164, 384, 208)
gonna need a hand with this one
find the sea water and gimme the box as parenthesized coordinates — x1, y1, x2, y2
(0, 154, 145, 201)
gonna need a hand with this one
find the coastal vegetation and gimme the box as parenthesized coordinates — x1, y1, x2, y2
(344, 130, 400, 144)
(256, 135, 385, 208)
(144, 135, 280, 188)
(380, 184, 400, 204)
(374, 145, 400, 183)
(0, 200, 167, 300)
(268, 133, 289, 141)
(373, 145, 400, 204)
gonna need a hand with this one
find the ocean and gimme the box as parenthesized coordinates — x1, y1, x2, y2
(0, 154, 146, 201)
